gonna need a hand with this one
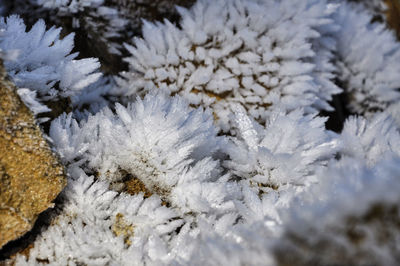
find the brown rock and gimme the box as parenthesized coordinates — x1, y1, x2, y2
(0, 62, 66, 249)
(385, 0, 400, 39)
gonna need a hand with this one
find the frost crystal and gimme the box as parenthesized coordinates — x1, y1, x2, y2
(334, 2, 400, 116)
(348, 0, 388, 15)
(16, 93, 241, 264)
(278, 155, 400, 266)
(120, 0, 340, 132)
(2, 0, 400, 265)
(0, 15, 101, 114)
(226, 108, 337, 187)
(177, 217, 277, 266)
(36, 0, 104, 13)
(387, 102, 400, 127)
(338, 112, 400, 166)
(224, 107, 338, 223)
(15, 171, 182, 265)
(50, 93, 233, 214)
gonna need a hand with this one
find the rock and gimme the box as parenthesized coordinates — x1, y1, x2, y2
(74, 0, 197, 74)
(0, 62, 66, 249)
(385, 0, 400, 39)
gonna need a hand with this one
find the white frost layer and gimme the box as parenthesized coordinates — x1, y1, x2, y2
(334, 2, 400, 115)
(120, 0, 341, 132)
(50, 92, 236, 215)
(0, 15, 101, 114)
(36, 0, 104, 13)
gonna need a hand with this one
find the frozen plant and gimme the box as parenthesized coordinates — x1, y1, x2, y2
(334, 2, 400, 117)
(101, 0, 196, 36)
(174, 216, 278, 266)
(0, 0, 399, 265)
(12, 0, 195, 75)
(70, 75, 117, 117)
(387, 102, 400, 127)
(120, 0, 340, 132)
(347, 0, 388, 15)
(276, 154, 400, 266)
(0, 15, 101, 115)
(15, 170, 184, 265)
(338, 112, 400, 166)
(18, 92, 244, 264)
(50, 92, 236, 214)
(15, 169, 275, 265)
(36, 0, 104, 14)
(223, 106, 338, 223)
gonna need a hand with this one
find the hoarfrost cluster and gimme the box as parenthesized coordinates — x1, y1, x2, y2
(334, 2, 400, 116)
(0, 15, 101, 116)
(119, 0, 341, 132)
(0, 0, 400, 265)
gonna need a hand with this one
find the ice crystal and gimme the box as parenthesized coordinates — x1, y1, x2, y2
(120, 0, 340, 132)
(277, 155, 400, 266)
(37, 0, 104, 13)
(0, 15, 101, 114)
(224, 106, 338, 223)
(50, 92, 235, 214)
(9, 0, 195, 75)
(334, 2, 400, 116)
(348, 0, 388, 15)
(338, 112, 400, 166)
(15, 171, 183, 265)
(1, 0, 400, 265)
(387, 102, 400, 127)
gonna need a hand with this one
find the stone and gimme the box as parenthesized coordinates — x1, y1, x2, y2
(385, 0, 400, 39)
(0, 62, 66, 249)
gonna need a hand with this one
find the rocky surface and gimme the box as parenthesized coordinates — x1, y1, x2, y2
(0, 62, 66, 249)
(385, 0, 400, 38)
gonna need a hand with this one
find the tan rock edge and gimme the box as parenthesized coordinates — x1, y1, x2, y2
(0, 62, 66, 249)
